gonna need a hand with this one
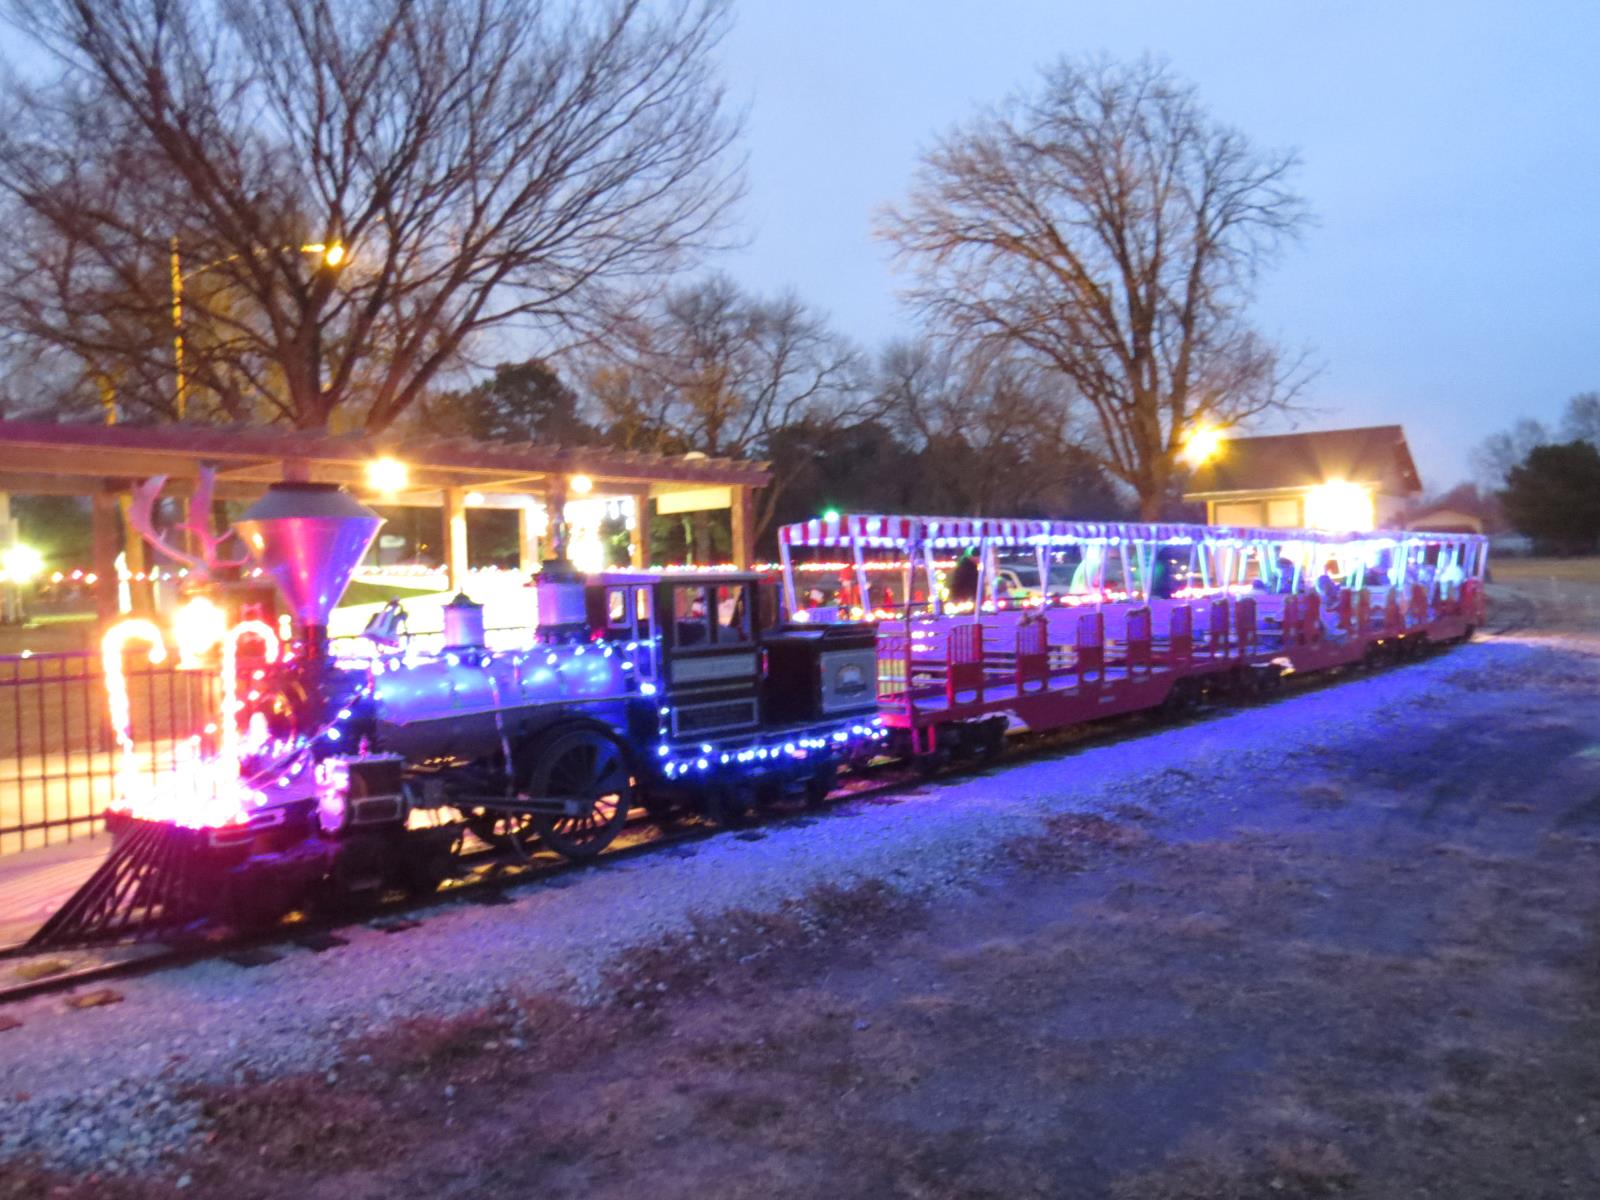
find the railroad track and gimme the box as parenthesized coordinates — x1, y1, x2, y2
(0, 762, 930, 1006)
(1483, 589, 1538, 637)
(0, 634, 1477, 1009)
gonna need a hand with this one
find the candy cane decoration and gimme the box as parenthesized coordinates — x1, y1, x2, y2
(103, 613, 283, 828)
(220, 619, 280, 770)
(102, 619, 168, 799)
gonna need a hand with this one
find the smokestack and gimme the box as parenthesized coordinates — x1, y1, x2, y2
(235, 483, 383, 651)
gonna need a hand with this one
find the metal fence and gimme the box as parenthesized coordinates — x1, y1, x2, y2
(1, 621, 543, 856)
(0, 650, 218, 856)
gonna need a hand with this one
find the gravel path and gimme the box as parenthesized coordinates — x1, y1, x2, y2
(0, 635, 1577, 1176)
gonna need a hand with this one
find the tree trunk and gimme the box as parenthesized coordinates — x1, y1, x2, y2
(1139, 491, 1164, 522)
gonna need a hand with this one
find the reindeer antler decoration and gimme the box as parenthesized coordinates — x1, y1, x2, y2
(127, 467, 253, 581)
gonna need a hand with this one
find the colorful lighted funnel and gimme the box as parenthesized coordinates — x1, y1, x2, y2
(234, 483, 383, 631)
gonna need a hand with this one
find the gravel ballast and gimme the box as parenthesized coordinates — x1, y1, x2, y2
(0, 635, 1574, 1175)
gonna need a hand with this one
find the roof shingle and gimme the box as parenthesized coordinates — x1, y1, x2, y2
(1185, 425, 1421, 497)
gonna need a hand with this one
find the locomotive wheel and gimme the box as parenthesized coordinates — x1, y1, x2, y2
(978, 717, 1007, 763)
(704, 783, 751, 827)
(467, 810, 538, 859)
(521, 725, 634, 860)
(803, 765, 838, 809)
(642, 790, 681, 825)
(1159, 679, 1192, 717)
(400, 823, 468, 895)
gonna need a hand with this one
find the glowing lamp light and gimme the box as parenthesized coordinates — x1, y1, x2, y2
(303, 241, 347, 268)
(569, 473, 594, 496)
(1181, 426, 1224, 468)
(174, 596, 229, 669)
(365, 456, 409, 495)
(1304, 481, 1376, 532)
(0, 543, 44, 583)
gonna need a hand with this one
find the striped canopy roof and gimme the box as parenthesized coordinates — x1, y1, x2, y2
(777, 513, 1486, 550)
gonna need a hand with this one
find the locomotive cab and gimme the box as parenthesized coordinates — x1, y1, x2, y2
(586, 571, 880, 769)
(589, 572, 768, 741)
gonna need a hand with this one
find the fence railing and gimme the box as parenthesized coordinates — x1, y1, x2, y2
(0, 650, 217, 856)
(2, 620, 567, 856)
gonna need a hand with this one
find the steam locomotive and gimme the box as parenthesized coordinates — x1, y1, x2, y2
(103, 481, 886, 926)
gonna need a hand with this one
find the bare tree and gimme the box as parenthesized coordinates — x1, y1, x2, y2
(1559, 390, 1600, 447)
(876, 338, 1071, 516)
(879, 56, 1310, 519)
(1470, 392, 1600, 490)
(585, 273, 864, 550)
(1471, 417, 1549, 490)
(0, 0, 739, 428)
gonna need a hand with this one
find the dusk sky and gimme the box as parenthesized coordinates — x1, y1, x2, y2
(714, 1, 1600, 491)
(0, 3, 1592, 492)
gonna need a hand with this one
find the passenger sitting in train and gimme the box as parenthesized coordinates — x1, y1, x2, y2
(1437, 557, 1465, 598)
(1403, 560, 1437, 594)
(1273, 555, 1298, 594)
(1149, 547, 1186, 599)
(1316, 559, 1343, 609)
(948, 550, 979, 604)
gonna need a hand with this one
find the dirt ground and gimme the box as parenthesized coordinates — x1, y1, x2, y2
(1488, 558, 1600, 635)
(8, 578, 1600, 1199)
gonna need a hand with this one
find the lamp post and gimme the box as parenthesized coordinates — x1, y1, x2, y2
(169, 239, 346, 420)
(1181, 423, 1225, 469)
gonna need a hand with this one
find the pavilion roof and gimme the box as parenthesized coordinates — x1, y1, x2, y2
(778, 512, 1484, 550)
(0, 418, 767, 501)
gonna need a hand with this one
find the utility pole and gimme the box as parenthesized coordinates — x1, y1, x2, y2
(170, 236, 186, 421)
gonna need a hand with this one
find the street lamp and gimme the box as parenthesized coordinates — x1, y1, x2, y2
(304, 242, 346, 268)
(0, 543, 43, 584)
(1181, 424, 1225, 469)
(365, 456, 409, 496)
(1304, 481, 1376, 531)
(170, 239, 347, 420)
(0, 543, 44, 625)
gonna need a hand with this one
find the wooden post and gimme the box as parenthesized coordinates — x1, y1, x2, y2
(91, 490, 120, 620)
(0, 493, 15, 624)
(630, 491, 650, 569)
(118, 495, 151, 612)
(518, 500, 541, 575)
(443, 487, 468, 593)
(731, 485, 754, 570)
(543, 478, 569, 564)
